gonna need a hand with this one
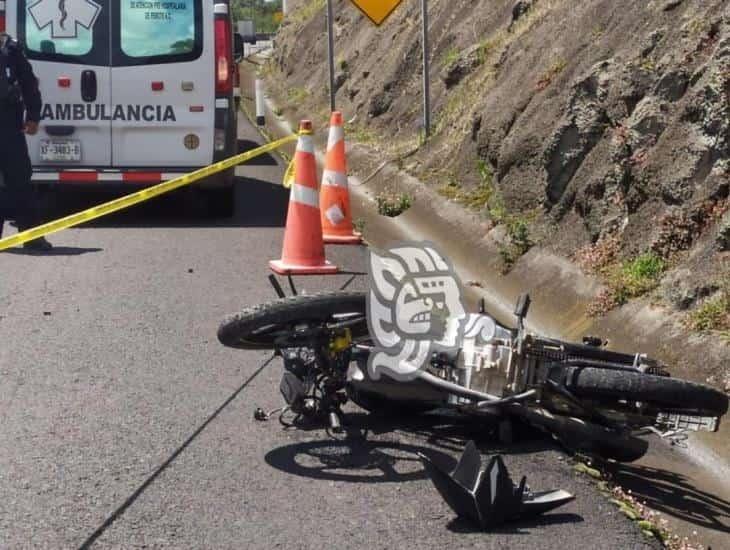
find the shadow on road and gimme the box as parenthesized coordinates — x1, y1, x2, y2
(265, 438, 451, 484)
(610, 463, 730, 534)
(264, 412, 557, 484)
(447, 512, 584, 534)
(237, 139, 279, 166)
(263, 412, 577, 533)
(38, 136, 288, 229)
(40, 175, 289, 229)
(77, 374, 558, 547)
(3, 246, 103, 256)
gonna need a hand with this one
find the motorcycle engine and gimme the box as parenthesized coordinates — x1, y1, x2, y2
(447, 338, 514, 404)
(445, 314, 515, 404)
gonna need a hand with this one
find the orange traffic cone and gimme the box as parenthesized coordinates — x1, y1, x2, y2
(320, 112, 362, 244)
(270, 121, 339, 275)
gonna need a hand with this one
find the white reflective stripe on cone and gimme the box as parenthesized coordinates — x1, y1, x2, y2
(327, 125, 344, 150)
(296, 134, 315, 154)
(326, 204, 346, 225)
(321, 169, 348, 188)
(291, 183, 319, 208)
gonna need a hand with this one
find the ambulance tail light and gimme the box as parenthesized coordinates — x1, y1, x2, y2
(214, 12, 233, 95)
(0, 13, 5, 33)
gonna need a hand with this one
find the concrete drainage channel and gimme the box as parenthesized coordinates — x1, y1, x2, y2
(238, 55, 730, 547)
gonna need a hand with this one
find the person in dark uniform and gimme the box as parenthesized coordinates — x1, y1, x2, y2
(0, 32, 52, 251)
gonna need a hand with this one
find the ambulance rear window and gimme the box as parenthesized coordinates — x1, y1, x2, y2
(24, 14, 93, 57)
(117, 1, 202, 64)
(19, 0, 107, 65)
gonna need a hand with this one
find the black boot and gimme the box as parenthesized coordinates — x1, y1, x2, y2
(17, 211, 53, 252)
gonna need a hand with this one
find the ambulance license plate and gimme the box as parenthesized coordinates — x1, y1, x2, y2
(40, 140, 81, 162)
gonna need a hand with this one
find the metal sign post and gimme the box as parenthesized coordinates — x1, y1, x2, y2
(421, 0, 431, 138)
(346, 0, 426, 134)
(327, 0, 336, 111)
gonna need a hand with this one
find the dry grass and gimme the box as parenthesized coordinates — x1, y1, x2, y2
(572, 459, 705, 550)
(586, 251, 667, 316)
(576, 235, 621, 274)
(441, 46, 461, 68)
(375, 189, 413, 217)
(688, 286, 730, 335)
(436, 160, 508, 221)
(434, 160, 532, 273)
(430, 0, 559, 145)
(288, 0, 326, 27)
(286, 86, 310, 106)
(345, 122, 378, 144)
(536, 57, 568, 90)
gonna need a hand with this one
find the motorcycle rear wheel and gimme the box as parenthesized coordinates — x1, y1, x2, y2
(217, 292, 368, 350)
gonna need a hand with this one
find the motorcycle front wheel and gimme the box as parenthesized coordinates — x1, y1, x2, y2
(217, 291, 368, 350)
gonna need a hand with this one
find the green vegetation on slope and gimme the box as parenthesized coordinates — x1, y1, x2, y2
(231, 0, 283, 33)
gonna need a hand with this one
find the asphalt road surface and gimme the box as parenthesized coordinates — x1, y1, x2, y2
(0, 118, 655, 549)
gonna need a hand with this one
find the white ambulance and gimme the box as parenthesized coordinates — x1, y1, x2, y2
(1, 0, 241, 216)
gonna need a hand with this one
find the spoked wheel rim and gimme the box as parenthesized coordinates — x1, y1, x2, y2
(218, 292, 369, 350)
(245, 313, 367, 349)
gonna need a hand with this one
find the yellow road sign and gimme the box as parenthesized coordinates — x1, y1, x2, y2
(350, 0, 403, 26)
(273, 11, 283, 23)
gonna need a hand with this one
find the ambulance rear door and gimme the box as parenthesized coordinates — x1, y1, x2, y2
(9, 0, 112, 167)
(110, 0, 214, 168)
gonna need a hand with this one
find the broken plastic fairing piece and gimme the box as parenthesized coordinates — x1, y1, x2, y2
(420, 441, 574, 528)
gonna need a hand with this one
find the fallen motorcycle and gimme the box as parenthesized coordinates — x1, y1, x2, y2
(219, 290, 727, 460)
(217, 243, 728, 526)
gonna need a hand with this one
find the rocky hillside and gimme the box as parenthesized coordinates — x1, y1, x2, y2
(267, 0, 729, 340)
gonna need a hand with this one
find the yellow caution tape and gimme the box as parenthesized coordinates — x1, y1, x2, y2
(283, 156, 295, 189)
(0, 134, 298, 252)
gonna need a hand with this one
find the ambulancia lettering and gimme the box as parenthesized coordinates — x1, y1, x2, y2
(40, 104, 177, 122)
